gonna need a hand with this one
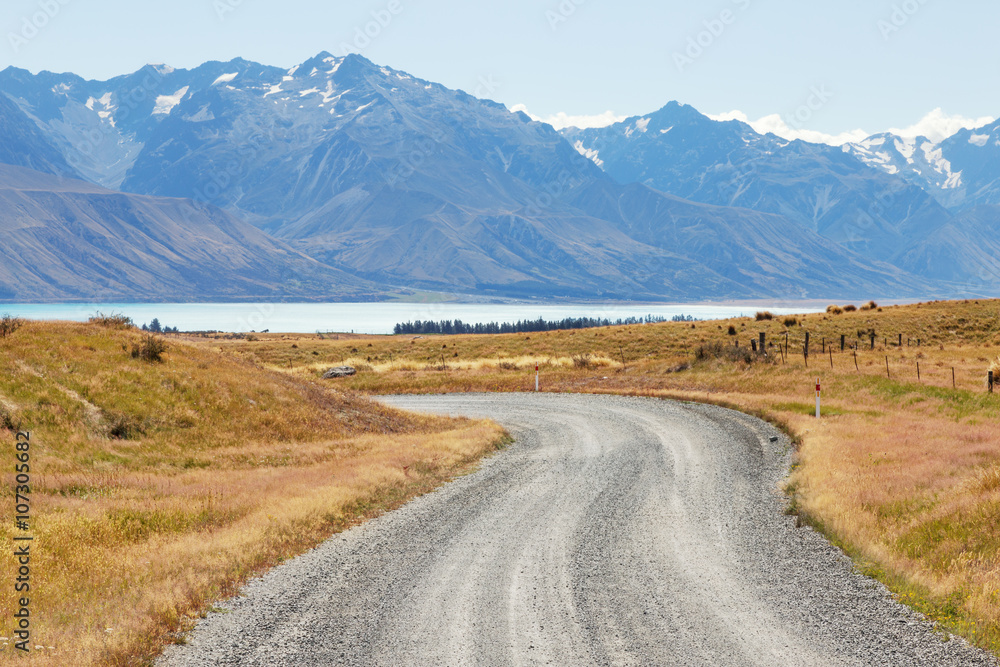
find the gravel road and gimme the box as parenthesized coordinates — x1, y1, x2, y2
(159, 393, 997, 666)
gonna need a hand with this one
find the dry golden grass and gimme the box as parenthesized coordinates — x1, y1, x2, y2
(0, 321, 506, 665)
(214, 299, 1000, 657)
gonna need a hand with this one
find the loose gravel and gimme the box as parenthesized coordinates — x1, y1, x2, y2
(159, 393, 998, 666)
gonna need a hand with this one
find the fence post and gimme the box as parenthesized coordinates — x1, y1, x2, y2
(899, 333, 903, 347)
(870, 332, 876, 350)
(841, 334, 846, 352)
(805, 332, 810, 358)
(990, 371, 995, 394)
(885, 356, 890, 379)
(815, 378, 821, 419)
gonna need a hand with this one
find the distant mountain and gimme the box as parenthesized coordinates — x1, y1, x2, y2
(0, 164, 377, 302)
(562, 103, 954, 265)
(117, 53, 923, 300)
(0, 55, 982, 300)
(844, 120, 1000, 213)
(0, 59, 283, 190)
(0, 93, 80, 178)
(892, 204, 1000, 288)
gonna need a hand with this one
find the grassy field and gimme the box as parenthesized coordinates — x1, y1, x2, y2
(209, 299, 1000, 657)
(0, 319, 507, 666)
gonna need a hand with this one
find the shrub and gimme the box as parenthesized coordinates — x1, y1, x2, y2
(783, 316, 799, 328)
(104, 411, 145, 440)
(131, 335, 167, 363)
(572, 353, 593, 369)
(498, 361, 519, 370)
(826, 305, 844, 315)
(988, 358, 1000, 385)
(755, 311, 774, 321)
(727, 325, 737, 335)
(843, 304, 858, 312)
(695, 342, 759, 366)
(0, 403, 21, 432)
(0, 314, 23, 338)
(860, 300, 879, 311)
(90, 312, 134, 329)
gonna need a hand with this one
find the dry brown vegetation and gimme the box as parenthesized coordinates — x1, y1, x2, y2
(212, 299, 1000, 657)
(0, 321, 506, 665)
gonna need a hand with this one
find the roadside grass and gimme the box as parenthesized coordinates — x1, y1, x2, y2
(0, 321, 506, 666)
(209, 299, 1000, 657)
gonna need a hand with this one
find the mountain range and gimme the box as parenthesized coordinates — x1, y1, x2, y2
(0, 53, 997, 302)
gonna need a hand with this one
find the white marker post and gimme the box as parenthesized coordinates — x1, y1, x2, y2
(815, 378, 821, 419)
(535, 363, 540, 392)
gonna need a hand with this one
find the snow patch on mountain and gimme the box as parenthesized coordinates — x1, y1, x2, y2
(153, 86, 189, 115)
(894, 137, 917, 162)
(969, 133, 990, 147)
(212, 72, 238, 86)
(573, 140, 604, 168)
(921, 142, 961, 189)
(624, 118, 650, 138)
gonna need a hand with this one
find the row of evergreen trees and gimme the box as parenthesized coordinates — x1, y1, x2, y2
(140, 318, 180, 334)
(393, 314, 690, 335)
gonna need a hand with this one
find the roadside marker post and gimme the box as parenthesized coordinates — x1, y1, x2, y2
(815, 379, 821, 419)
(535, 363, 539, 392)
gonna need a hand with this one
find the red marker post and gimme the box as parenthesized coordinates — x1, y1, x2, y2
(815, 378, 821, 419)
(535, 363, 540, 392)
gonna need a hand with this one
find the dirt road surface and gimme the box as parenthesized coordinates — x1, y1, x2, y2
(159, 394, 997, 666)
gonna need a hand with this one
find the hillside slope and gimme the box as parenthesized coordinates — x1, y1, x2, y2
(0, 164, 377, 301)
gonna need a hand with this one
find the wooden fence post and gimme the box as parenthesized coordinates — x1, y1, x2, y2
(841, 334, 846, 351)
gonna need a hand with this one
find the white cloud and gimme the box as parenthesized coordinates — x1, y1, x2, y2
(708, 108, 996, 147)
(888, 108, 994, 143)
(707, 110, 868, 146)
(510, 104, 626, 130)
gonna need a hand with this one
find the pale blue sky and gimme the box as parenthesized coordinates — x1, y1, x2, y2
(3, 0, 998, 141)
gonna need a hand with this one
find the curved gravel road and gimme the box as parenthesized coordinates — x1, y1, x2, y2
(160, 393, 997, 666)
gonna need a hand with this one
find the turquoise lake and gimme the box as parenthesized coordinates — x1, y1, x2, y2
(0, 302, 822, 335)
